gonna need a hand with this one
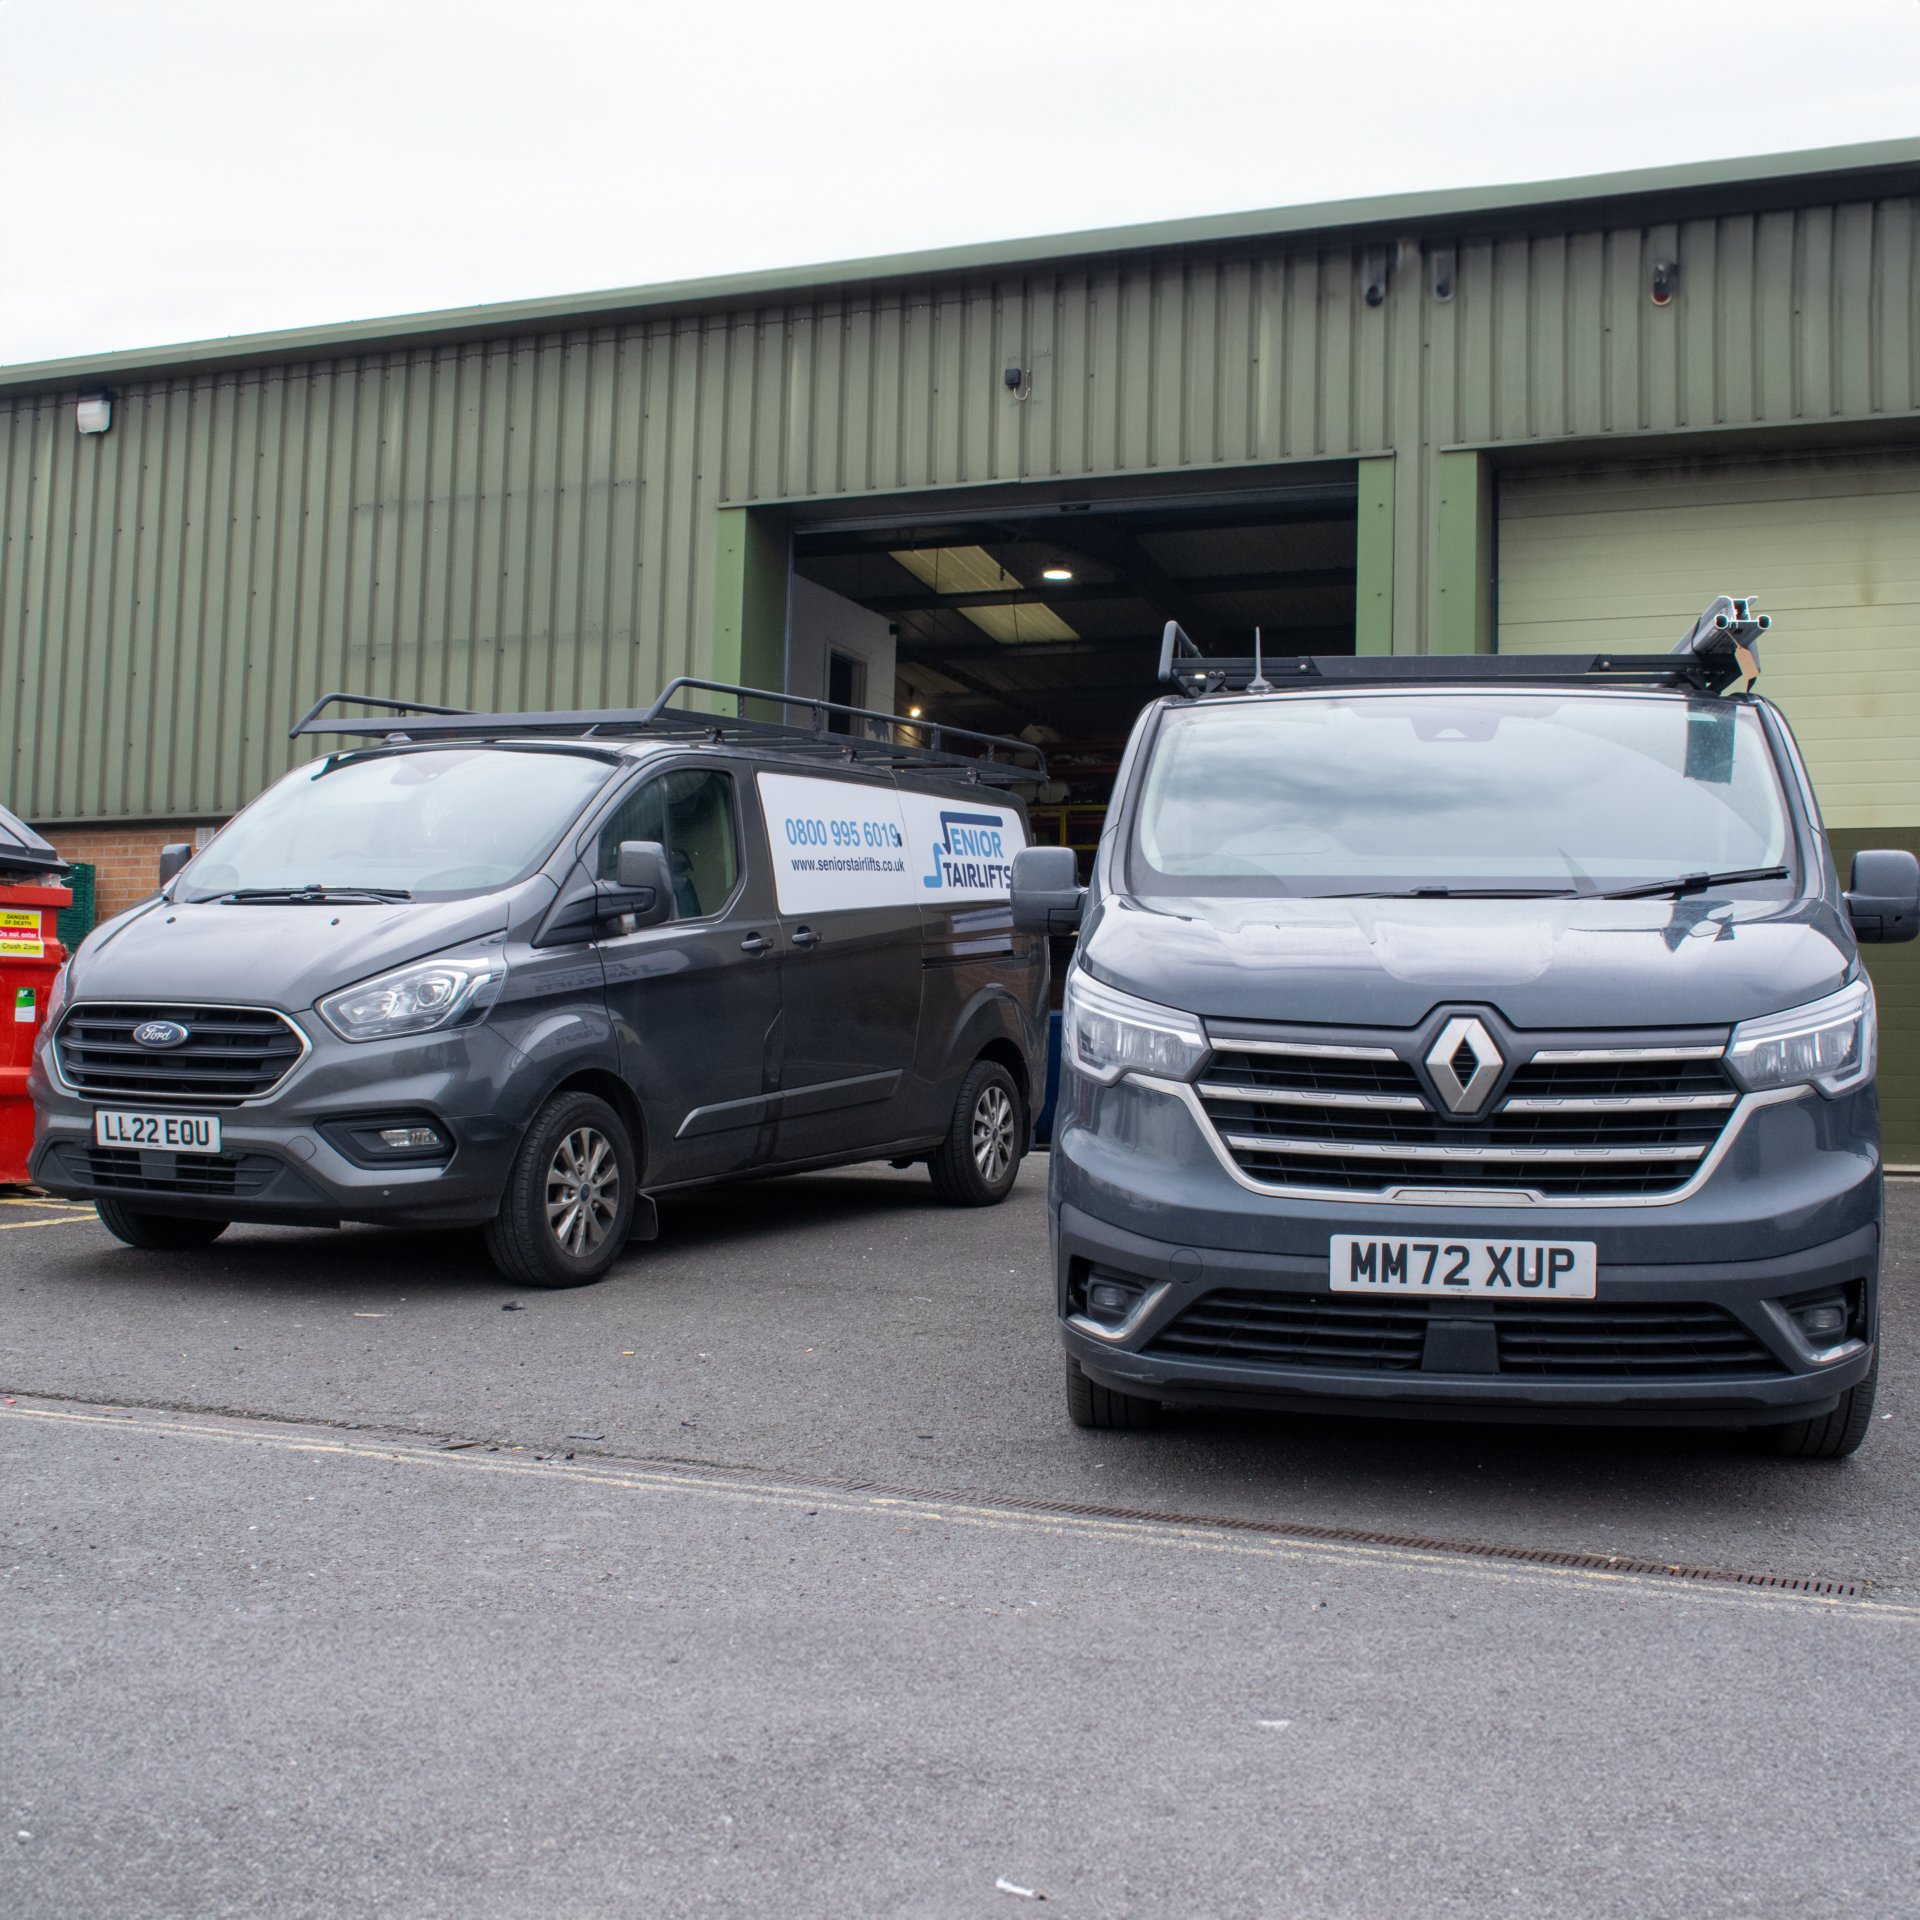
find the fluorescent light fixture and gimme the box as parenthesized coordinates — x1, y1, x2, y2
(1041, 566, 1074, 582)
(75, 394, 112, 435)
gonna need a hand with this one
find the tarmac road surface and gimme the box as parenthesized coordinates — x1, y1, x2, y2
(2, 1168, 1915, 1916)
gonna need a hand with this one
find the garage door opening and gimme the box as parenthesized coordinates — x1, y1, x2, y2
(789, 479, 1359, 859)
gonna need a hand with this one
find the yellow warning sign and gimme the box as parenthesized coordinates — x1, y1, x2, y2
(0, 909, 44, 958)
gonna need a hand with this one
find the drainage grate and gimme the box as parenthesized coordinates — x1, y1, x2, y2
(828, 1478, 1865, 1599)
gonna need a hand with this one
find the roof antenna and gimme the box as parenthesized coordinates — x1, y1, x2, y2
(1246, 625, 1272, 695)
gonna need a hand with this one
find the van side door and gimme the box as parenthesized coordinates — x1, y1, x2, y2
(593, 762, 785, 1186)
(753, 767, 923, 1162)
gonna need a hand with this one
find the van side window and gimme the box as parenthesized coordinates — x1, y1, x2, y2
(597, 770, 740, 919)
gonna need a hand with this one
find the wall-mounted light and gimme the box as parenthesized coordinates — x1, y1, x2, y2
(908, 705, 923, 719)
(75, 392, 113, 435)
(1650, 258, 1679, 306)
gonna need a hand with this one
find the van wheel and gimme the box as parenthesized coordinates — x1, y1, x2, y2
(94, 1200, 229, 1251)
(1065, 1356, 1159, 1430)
(928, 1060, 1023, 1206)
(1754, 1356, 1878, 1459)
(484, 1092, 636, 1288)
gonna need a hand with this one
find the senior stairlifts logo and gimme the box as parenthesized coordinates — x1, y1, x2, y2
(922, 810, 1014, 892)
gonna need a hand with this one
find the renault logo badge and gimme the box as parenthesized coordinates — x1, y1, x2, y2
(1425, 1016, 1503, 1114)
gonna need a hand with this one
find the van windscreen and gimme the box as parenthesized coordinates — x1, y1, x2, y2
(180, 747, 618, 901)
(1130, 693, 1793, 898)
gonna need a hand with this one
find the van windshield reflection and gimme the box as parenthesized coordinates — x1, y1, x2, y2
(1130, 693, 1794, 898)
(178, 748, 617, 902)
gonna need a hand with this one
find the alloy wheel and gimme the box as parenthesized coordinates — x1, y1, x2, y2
(971, 1083, 1016, 1184)
(545, 1126, 621, 1257)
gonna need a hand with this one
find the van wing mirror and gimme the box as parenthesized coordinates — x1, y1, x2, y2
(158, 843, 193, 887)
(1845, 848, 1920, 944)
(610, 840, 674, 928)
(1010, 845, 1084, 935)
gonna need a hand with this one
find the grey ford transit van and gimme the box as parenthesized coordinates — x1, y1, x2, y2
(30, 681, 1047, 1287)
(1013, 602, 1918, 1458)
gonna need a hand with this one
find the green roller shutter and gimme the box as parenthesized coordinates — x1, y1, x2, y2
(1496, 449, 1920, 1166)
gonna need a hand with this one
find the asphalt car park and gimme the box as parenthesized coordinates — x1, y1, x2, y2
(4, 1168, 1918, 1917)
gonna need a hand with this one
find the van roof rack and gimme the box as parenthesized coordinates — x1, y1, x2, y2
(1157, 596, 1770, 699)
(288, 678, 1048, 787)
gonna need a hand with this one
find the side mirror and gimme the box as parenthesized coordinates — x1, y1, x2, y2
(158, 843, 192, 887)
(1010, 845, 1085, 935)
(609, 839, 674, 929)
(1845, 849, 1920, 944)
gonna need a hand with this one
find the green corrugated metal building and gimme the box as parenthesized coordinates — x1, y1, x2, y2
(2, 139, 1917, 1153)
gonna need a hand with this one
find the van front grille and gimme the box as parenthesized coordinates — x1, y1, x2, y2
(54, 1004, 305, 1105)
(1198, 1037, 1737, 1199)
(1147, 1290, 1785, 1379)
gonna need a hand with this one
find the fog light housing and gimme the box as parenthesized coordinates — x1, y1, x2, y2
(319, 1114, 455, 1167)
(1085, 1274, 1145, 1324)
(1796, 1302, 1848, 1341)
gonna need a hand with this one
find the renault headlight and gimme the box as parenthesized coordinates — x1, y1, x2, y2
(318, 947, 506, 1043)
(1064, 969, 1208, 1086)
(1725, 978, 1875, 1097)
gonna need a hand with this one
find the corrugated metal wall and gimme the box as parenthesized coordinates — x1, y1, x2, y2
(2, 193, 1915, 822)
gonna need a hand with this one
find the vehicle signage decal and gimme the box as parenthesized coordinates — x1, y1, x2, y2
(756, 772, 1025, 914)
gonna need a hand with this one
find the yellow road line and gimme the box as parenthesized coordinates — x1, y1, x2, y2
(1, 1398, 1908, 1624)
(1, 1196, 91, 1210)
(0, 1214, 92, 1231)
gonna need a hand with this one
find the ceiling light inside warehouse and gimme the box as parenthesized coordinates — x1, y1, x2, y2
(889, 546, 1079, 646)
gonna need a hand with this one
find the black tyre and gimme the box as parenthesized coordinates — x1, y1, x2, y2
(1064, 1355, 1160, 1431)
(94, 1200, 229, 1251)
(1755, 1355, 1878, 1459)
(483, 1091, 637, 1288)
(928, 1060, 1023, 1207)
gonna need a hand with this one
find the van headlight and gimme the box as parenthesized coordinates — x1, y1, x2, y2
(1725, 979, 1875, 1097)
(1064, 969, 1208, 1086)
(318, 948, 507, 1043)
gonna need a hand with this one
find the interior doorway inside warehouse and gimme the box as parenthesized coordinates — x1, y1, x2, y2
(788, 472, 1359, 869)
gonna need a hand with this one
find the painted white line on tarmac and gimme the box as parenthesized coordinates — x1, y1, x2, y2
(2, 1396, 1908, 1624)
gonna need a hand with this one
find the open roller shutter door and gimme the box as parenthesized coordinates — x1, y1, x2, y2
(1497, 451, 1920, 1166)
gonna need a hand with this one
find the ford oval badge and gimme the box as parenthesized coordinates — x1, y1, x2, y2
(133, 1020, 191, 1049)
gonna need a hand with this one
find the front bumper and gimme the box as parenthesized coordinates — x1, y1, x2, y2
(1051, 1074, 1882, 1427)
(28, 1015, 541, 1228)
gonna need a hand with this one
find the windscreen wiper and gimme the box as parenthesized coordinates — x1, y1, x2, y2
(1600, 865, 1789, 901)
(213, 885, 414, 904)
(1324, 886, 1581, 900)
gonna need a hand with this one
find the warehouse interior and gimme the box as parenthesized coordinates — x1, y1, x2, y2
(790, 478, 1359, 867)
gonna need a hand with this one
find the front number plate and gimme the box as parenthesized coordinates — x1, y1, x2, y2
(94, 1110, 223, 1154)
(1330, 1234, 1597, 1299)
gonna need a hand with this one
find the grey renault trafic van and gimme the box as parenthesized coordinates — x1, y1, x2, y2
(1013, 602, 1917, 1458)
(30, 681, 1048, 1287)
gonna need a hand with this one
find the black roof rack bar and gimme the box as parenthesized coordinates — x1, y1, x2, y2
(288, 691, 474, 738)
(1156, 598, 1768, 699)
(289, 678, 1048, 786)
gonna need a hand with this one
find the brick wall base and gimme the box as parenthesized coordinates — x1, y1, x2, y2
(33, 824, 218, 927)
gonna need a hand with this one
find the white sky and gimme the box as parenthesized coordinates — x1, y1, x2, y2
(1, 0, 1916, 369)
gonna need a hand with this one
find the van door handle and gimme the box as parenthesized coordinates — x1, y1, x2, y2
(739, 933, 772, 955)
(790, 925, 820, 949)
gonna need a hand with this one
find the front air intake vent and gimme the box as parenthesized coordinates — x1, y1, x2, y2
(1196, 1034, 1737, 1199)
(54, 1004, 306, 1106)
